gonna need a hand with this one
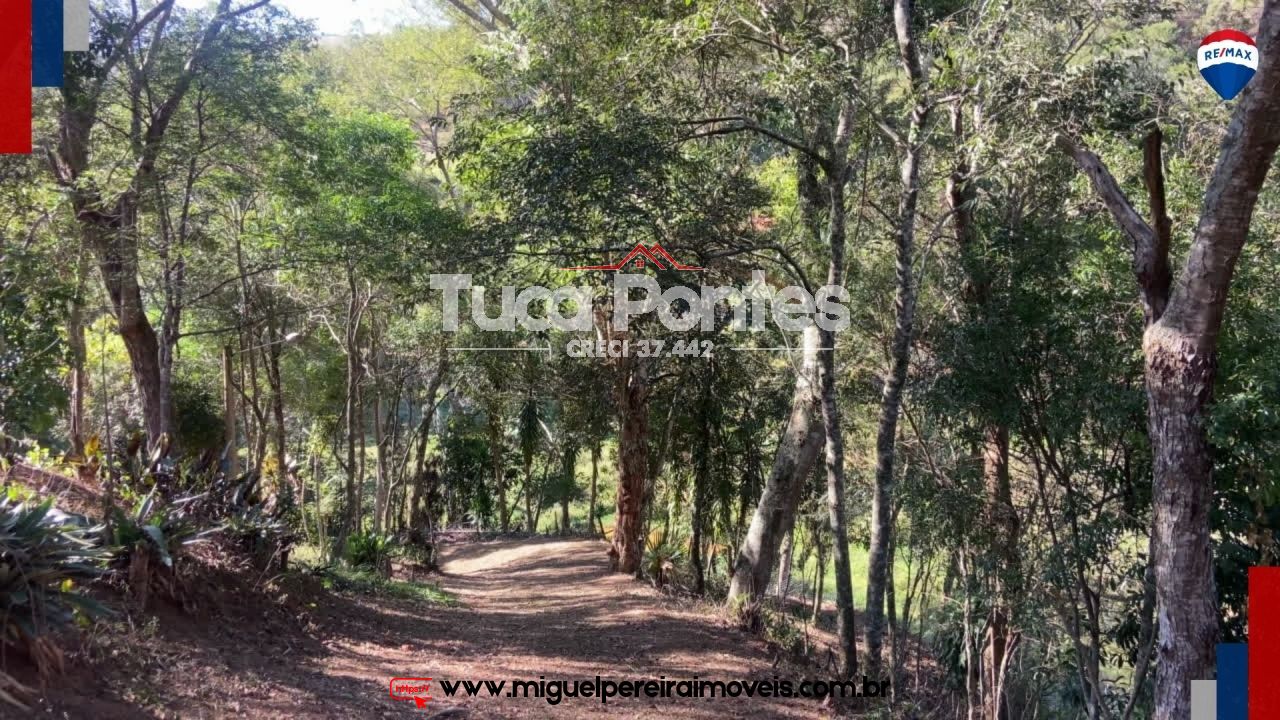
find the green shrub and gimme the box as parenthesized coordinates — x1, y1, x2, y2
(643, 533, 683, 589)
(0, 497, 106, 704)
(108, 490, 216, 608)
(345, 532, 395, 577)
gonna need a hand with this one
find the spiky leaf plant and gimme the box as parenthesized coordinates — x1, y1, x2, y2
(0, 497, 107, 707)
(108, 490, 217, 608)
(345, 532, 395, 578)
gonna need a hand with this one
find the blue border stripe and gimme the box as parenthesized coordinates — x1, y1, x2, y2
(33, 0, 65, 88)
(1218, 643, 1247, 720)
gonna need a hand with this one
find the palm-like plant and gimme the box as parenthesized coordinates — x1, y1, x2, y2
(108, 490, 216, 608)
(345, 532, 396, 577)
(0, 497, 106, 706)
(644, 533, 683, 589)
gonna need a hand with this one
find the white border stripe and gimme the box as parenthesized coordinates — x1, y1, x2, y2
(64, 0, 90, 52)
(1191, 680, 1217, 720)
(1198, 40, 1259, 70)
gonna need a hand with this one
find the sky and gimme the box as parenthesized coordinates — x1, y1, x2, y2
(177, 0, 428, 35)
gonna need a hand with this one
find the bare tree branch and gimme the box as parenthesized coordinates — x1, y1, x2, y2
(1054, 133, 1172, 324)
(1140, 128, 1173, 324)
(679, 116, 828, 167)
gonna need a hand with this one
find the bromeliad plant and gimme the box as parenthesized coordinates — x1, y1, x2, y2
(0, 497, 106, 699)
(107, 490, 216, 608)
(345, 532, 395, 578)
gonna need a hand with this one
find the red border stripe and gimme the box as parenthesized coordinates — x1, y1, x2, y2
(1250, 567, 1280, 719)
(0, 0, 33, 154)
(1202, 29, 1257, 47)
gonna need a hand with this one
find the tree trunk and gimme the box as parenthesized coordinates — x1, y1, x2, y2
(589, 443, 601, 537)
(489, 411, 508, 532)
(222, 345, 238, 480)
(692, 372, 713, 596)
(865, 130, 924, 676)
(728, 325, 824, 603)
(820, 173, 858, 678)
(374, 388, 387, 534)
(67, 251, 91, 457)
(524, 465, 536, 533)
(982, 427, 1017, 720)
(867, 0, 930, 675)
(264, 320, 287, 490)
(775, 528, 794, 601)
(342, 263, 361, 544)
(811, 532, 826, 624)
(560, 444, 576, 535)
(88, 217, 170, 448)
(612, 354, 650, 575)
(357, 381, 367, 532)
(1145, 328, 1218, 718)
(1056, 14, 1280, 711)
(372, 335, 388, 534)
(886, 520, 899, 698)
(410, 358, 448, 534)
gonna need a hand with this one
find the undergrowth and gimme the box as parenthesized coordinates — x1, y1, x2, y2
(314, 565, 458, 606)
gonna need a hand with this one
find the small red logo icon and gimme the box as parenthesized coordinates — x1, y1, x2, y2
(564, 243, 705, 272)
(390, 677, 433, 709)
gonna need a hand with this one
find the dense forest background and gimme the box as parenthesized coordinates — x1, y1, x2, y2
(2, 1, 1279, 718)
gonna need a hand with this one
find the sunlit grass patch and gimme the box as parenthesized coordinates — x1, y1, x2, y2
(318, 566, 459, 607)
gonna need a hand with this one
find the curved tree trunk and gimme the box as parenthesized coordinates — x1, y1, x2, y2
(865, 131, 923, 676)
(728, 325, 824, 604)
(86, 214, 170, 448)
(820, 170, 858, 679)
(866, 0, 930, 678)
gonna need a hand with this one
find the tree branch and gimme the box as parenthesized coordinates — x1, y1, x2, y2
(1161, 0, 1280, 344)
(137, 0, 274, 179)
(474, 0, 514, 30)
(444, 0, 500, 32)
(1055, 133, 1170, 325)
(680, 116, 828, 167)
(1140, 128, 1173, 325)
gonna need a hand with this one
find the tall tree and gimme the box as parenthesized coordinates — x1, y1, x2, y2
(864, 0, 934, 678)
(1056, 4, 1280, 715)
(49, 0, 282, 449)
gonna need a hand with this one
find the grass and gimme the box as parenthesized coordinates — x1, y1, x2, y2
(318, 566, 460, 606)
(794, 542, 944, 616)
(292, 543, 459, 607)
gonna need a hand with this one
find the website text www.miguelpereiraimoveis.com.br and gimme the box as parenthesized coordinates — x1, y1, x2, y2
(412, 675, 892, 706)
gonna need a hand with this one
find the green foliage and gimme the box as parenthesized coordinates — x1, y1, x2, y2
(0, 498, 107, 676)
(344, 532, 395, 577)
(108, 491, 211, 572)
(171, 377, 224, 455)
(316, 565, 457, 606)
(0, 234, 70, 439)
(440, 413, 496, 524)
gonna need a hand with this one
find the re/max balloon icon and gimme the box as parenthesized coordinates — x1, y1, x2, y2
(1198, 29, 1259, 101)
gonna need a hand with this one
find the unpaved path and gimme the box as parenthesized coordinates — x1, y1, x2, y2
(29, 535, 833, 719)
(296, 536, 828, 719)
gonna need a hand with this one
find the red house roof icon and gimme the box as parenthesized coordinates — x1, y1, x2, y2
(564, 244, 705, 272)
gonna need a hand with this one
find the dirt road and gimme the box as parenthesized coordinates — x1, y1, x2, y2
(303, 536, 827, 719)
(32, 536, 832, 719)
